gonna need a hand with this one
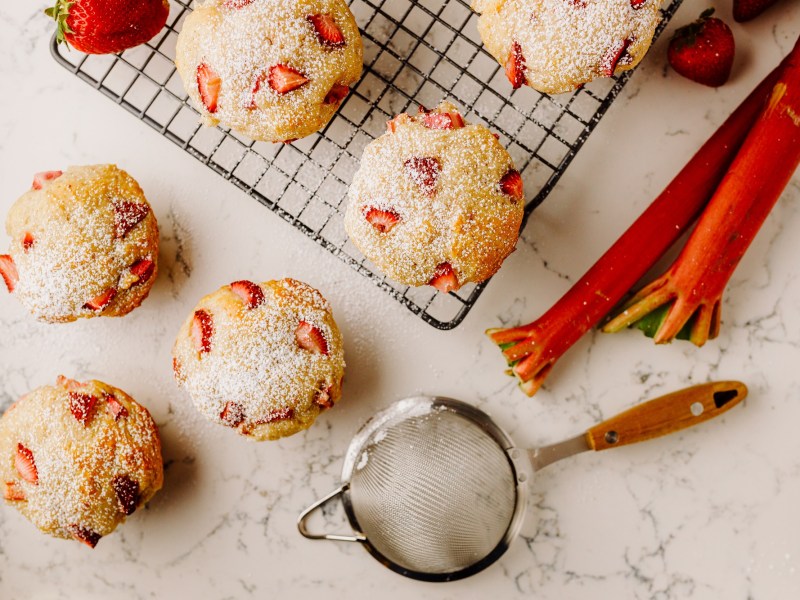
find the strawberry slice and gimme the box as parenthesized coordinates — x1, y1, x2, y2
(113, 201, 150, 238)
(404, 156, 441, 196)
(223, 0, 255, 7)
(220, 401, 245, 427)
(57, 375, 84, 391)
(314, 384, 334, 409)
(307, 14, 345, 48)
(230, 280, 265, 309)
(31, 170, 62, 191)
(600, 38, 632, 77)
(324, 83, 350, 105)
(83, 287, 116, 312)
(112, 474, 140, 515)
(295, 321, 329, 355)
(197, 63, 221, 113)
(68, 524, 101, 549)
(0, 255, 19, 293)
(505, 41, 527, 90)
(630, 0, 646, 7)
(15, 444, 38, 485)
(499, 169, 524, 201)
(387, 113, 407, 133)
(268, 64, 309, 94)
(364, 207, 400, 233)
(105, 393, 129, 421)
(3, 481, 25, 501)
(192, 309, 214, 354)
(69, 392, 98, 426)
(172, 357, 184, 383)
(429, 262, 460, 293)
(420, 112, 464, 130)
(22, 232, 35, 251)
(248, 71, 267, 109)
(130, 258, 155, 285)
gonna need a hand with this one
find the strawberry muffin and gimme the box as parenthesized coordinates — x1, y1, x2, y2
(0, 165, 159, 323)
(471, 0, 663, 94)
(172, 278, 345, 441)
(0, 376, 163, 548)
(344, 102, 525, 293)
(175, 0, 363, 143)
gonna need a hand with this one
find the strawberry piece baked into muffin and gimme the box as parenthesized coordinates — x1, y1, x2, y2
(172, 278, 345, 441)
(471, 0, 663, 94)
(0, 376, 163, 548)
(0, 165, 158, 323)
(344, 102, 525, 293)
(175, 0, 363, 143)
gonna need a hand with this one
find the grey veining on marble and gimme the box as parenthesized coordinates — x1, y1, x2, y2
(1, 1, 799, 599)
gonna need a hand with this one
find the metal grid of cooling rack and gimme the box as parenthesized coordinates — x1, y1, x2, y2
(51, 0, 683, 329)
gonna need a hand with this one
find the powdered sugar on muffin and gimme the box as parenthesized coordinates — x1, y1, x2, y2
(472, 0, 663, 94)
(175, 0, 363, 142)
(172, 278, 345, 441)
(0, 376, 163, 548)
(345, 102, 524, 292)
(1, 165, 158, 323)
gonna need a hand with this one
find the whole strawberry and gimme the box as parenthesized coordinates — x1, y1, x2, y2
(733, 0, 781, 22)
(668, 9, 735, 88)
(45, 0, 170, 55)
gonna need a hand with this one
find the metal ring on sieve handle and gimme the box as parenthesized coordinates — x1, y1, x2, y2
(297, 484, 366, 543)
(297, 397, 530, 582)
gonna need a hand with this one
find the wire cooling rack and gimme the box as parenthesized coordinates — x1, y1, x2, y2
(51, 0, 682, 329)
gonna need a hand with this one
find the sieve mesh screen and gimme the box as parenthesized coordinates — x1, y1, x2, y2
(348, 408, 516, 574)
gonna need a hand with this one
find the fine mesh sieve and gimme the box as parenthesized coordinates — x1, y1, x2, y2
(298, 382, 746, 582)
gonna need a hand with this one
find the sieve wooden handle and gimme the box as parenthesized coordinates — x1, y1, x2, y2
(585, 381, 747, 451)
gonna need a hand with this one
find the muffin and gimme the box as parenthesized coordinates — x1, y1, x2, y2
(344, 102, 525, 293)
(0, 165, 159, 323)
(471, 0, 663, 94)
(175, 0, 363, 142)
(0, 376, 163, 548)
(172, 278, 345, 441)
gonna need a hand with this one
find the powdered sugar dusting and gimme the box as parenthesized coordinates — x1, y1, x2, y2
(4, 164, 159, 323)
(472, 0, 663, 94)
(173, 278, 345, 441)
(344, 102, 524, 288)
(0, 379, 163, 543)
(175, 0, 363, 142)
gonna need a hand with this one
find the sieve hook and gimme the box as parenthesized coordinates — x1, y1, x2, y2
(297, 484, 366, 543)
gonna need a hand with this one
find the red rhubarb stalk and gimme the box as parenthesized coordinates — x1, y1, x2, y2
(604, 36, 800, 345)
(486, 57, 786, 397)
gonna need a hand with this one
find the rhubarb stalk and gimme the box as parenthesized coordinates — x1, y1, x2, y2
(487, 57, 786, 397)
(604, 36, 800, 346)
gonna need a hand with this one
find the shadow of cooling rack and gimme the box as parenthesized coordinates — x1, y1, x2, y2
(51, 0, 683, 330)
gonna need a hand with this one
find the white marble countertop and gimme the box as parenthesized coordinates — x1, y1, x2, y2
(1, 1, 799, 598)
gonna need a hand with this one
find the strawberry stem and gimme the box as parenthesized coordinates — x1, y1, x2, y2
(605, 35, 800, 346)
(486, 55, 787, 397)
(45, 0, 75, 47)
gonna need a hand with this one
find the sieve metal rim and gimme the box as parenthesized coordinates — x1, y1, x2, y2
(303, 396, 530, 582)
